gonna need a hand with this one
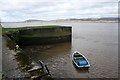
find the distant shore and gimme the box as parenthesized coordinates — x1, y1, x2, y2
(49, 20, 119, 23)
(1, 19, 119, 23)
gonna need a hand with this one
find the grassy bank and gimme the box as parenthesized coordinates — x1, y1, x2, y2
(2, 25, 64, 34)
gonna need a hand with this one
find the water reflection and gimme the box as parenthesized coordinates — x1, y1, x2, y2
(22, 42, 71, 61)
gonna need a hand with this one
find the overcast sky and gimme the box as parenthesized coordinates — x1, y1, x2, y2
(0, 0, 119, 22)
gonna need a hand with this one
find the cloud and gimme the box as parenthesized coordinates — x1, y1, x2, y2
(0, 0, 119, 22)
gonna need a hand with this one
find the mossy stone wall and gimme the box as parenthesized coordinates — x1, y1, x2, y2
(7, 27, 72, 46)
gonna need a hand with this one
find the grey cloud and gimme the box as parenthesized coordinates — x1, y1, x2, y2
(0, 0, 118, 22)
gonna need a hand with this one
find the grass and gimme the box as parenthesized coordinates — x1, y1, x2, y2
(2, 25, 64, 34)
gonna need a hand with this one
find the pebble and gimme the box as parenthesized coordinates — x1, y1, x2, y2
(52, 65, 56, 68)
(31, 62, 35, 65)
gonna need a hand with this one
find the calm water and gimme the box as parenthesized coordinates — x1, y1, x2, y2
(1, 22, 118, 78)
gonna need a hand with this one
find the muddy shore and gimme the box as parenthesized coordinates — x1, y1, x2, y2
(2, 37, 28, 78)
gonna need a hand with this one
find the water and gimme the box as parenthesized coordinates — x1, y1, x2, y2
(1, 22, 118, 78)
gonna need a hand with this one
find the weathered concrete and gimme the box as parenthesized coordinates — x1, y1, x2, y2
(7, 27, 72, 46)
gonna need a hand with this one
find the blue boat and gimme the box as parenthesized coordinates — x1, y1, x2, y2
(72, 51, 90, 68)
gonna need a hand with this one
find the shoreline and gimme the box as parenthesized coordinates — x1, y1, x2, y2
(2, 37, 28, 79)
(1, 20, 119, 23)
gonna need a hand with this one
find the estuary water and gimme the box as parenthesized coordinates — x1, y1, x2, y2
(1, 22, 118, 78)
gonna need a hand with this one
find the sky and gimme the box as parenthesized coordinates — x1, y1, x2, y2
(0, 0, 119, 22)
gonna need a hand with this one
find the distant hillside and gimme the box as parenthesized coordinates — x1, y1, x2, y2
(3, 17, 119, 23)
(24, 19, 44, 22)
(50, 17, 119, 22)
(67, 17, 119, 21)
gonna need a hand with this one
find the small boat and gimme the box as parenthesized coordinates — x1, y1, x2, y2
(72, 51, 90, 68)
